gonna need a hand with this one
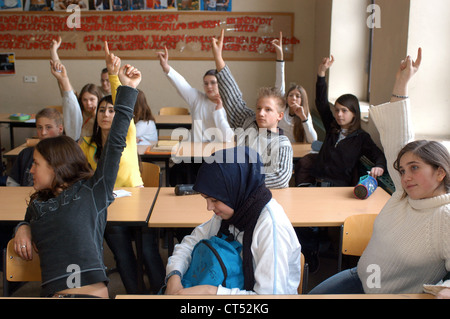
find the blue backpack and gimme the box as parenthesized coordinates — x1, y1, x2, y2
(181, 234, 244, 289)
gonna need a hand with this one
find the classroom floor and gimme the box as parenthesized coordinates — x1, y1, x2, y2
(1, 227, 349, 298)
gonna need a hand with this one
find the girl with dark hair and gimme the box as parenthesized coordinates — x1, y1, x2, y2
(311, 48, 450, 297)
(101, 43, 165, 294)
(165, 146, 301, 295)
(13, 64, 141, 298)
(307, 55, 386, 187)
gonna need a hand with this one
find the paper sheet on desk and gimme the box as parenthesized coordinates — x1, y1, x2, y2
(113, 190, 132, 198)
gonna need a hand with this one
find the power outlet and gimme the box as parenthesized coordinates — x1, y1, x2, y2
(24, 75, 37, 83)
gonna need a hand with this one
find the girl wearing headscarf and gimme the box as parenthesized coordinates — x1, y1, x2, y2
(164, 146, 301, 295)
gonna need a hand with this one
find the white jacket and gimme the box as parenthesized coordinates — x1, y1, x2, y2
(166, 198, 301, 294)
(166, 67, 234, 143)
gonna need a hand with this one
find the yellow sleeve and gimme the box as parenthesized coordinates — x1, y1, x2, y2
(79, 137, 98, 171)
(108, 75, 143, 187)
(109, 74, 121, 105)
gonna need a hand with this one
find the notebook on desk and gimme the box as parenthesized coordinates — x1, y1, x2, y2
(145, 140, 179, 155)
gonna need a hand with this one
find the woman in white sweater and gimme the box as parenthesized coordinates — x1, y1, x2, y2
(164, 146, 301, 295)
(310, 48, 450, 297)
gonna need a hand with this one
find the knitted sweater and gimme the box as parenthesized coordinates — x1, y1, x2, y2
(215, 65, 293, 189)
(357, 99, 450, 293)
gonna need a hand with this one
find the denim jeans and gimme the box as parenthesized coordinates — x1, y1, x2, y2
(308, 267, 365, 294)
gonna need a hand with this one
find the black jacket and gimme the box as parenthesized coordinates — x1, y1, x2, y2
(312, 76, 386, 186)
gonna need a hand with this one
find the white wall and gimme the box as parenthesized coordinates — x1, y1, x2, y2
(0, 0, 316, 149)
(329, 0, 371, 102)
(407, 0, 450, 139)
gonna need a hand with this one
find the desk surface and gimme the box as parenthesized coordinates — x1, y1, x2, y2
(148, 187, 391, 228)
(138, 141, 311, 161)
(0, 187, 158, 225)
(0, 113, 35, 124)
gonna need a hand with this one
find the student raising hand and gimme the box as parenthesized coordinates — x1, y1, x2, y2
(119, 64, 141, 89)
(391, 47, 422, 102)
(318, 55, 335, 77)
(156, 46, 170, 74)
(271, 31, 283, 61)
(104, 41, 121, 76)
(211, 29, 225, 72)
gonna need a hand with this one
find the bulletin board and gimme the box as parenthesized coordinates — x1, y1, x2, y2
(0, 11, 299, 61)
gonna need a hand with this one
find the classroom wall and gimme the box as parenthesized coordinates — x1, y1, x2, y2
(369, 0, 450, 142)
(0, 0, 317, 149)
(1, 0, 448, 151)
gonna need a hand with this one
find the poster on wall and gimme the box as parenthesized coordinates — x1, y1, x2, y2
(53, 0, 88, 10)
(176, 0, 198, 11)
(200, 0, 231, 12)
(22, 0, 52, 10)
(89, 0, 111, 10)
(0, 0, 22, 10)
(0, 53, 15, 75)
(146, 0, 176, 10)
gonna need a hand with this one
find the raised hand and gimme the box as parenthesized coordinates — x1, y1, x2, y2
(318, 55, 335, 77)
(391, 48, 422, 101)
(50, 36, 62, 62)
(156, 46, 170, 74)
(118, 64, 141, 89)
(271, 31, 283, 61)
(211, 29, 225, 71)
(104, 41, 121, 76)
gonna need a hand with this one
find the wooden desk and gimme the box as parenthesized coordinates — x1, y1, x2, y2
(0, 113, 36, 148)
(154, 114, 192, 130)
(148, 187, 390, 228)
(149, 187, 390, 255)
(291, 143, 312, 160)
(0, 186, 159, 293)
(270, 187, 391, 227)
(0, 186, 159, 225)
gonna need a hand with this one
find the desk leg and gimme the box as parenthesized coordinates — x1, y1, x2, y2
(9, 125, 14, 149)
(165, 159, 170, 187)
(134, 226, 145, 293)
(168, 228, 174, 256)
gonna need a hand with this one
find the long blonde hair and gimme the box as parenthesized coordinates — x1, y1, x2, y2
(286, 85, 310, 143)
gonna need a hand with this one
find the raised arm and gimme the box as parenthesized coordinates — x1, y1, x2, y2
(272, 32, 285, 95)
(156, 46, 201, 111)
(212, 29, 254, 128)
(315, 55, 335, 131)
(50, 60, 82, 141)
(390, 48, 422, 102)
(369, 48, 422, 190)
(92, 64, 141, 195)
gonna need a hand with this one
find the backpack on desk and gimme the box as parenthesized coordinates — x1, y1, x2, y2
(182, 233, 244, 289)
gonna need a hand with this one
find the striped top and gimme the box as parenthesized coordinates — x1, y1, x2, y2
(215, 65, 293, 189)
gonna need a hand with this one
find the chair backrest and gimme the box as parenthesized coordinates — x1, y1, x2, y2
(140, 162, 161, 187)
(158, 107, 190, 115)
(46, 105, 63, 114)
(4, 239, 41, 282)
(297, 252, 308, 294)
(341, 214, 378, 256)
